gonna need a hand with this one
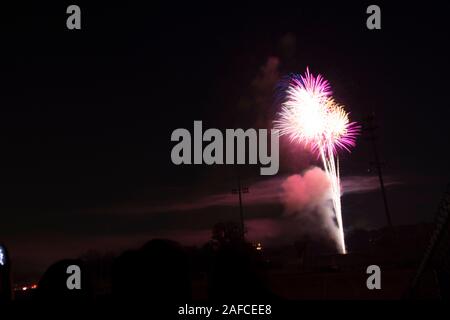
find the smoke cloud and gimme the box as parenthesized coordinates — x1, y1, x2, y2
(279, 167, 341, 250)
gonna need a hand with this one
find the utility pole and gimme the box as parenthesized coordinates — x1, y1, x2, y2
(363, 113, 393, 228)
(231, 169, 249, 238)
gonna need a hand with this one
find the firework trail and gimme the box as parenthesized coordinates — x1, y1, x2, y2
(274, 68, 359, 254)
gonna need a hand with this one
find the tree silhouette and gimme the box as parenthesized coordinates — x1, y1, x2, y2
(211, 221, 245, 246)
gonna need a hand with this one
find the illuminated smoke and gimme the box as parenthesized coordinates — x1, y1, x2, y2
(280, 167, 341, 250)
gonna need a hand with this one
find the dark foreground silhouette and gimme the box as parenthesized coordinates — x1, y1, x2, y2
(4, 234, 276, 310)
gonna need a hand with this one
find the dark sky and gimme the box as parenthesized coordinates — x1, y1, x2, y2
(1, 1, 449, 281)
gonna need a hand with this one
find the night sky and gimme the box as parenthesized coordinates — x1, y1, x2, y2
(1, 1, 449, 281)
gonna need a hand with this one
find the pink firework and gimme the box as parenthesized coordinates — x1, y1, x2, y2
(274, 68, 359, 254)
(274, 68, 358, 155)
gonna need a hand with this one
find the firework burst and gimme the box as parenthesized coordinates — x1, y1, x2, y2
(274, 68, 359, 254)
